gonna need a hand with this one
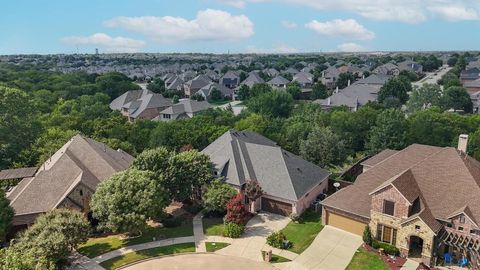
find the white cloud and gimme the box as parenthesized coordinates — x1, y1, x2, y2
(104, 9, 254, 43)
(61, 33, 145, 53)
(216, 0, 246, 8)
(246, 44, 299, 54)
(281, 20, 298, 29)
(337, 42, 366, 52)
(217, 0, 480, 23)
(305, 19, 375, 40)
(429, 5, 480, 21)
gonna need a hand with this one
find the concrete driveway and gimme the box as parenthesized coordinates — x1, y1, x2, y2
(120, 253, 276, 270)
(285, 226, 363, 270)
(216, 213, 290, 261)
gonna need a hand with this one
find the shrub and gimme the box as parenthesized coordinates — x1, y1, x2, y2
(162, 216, 183, 228)
(289, 213, 301, 223)
(225, 194, 250, 225)
(223, 222, 245, 238)
(267, 231, 290, 249)
(363, 226, 372, 246)
(372, 240, 400, 256)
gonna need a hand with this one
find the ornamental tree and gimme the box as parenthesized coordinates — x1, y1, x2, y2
(225, 194, 250, 225)
(203, 179, 237, 212)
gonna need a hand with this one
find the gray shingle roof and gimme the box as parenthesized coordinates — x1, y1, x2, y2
(268, 75, 290, 86)
(201, 130, 330, 201)
(159, 99, 211, 115)
(7, 135, 133, 216)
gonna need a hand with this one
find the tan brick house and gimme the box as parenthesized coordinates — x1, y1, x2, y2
(322, 136, 480, 267)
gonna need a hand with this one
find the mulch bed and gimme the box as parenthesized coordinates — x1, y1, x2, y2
(363, 244, 407, 270)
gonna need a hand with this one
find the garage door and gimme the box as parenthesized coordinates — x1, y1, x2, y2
(326, 211, 367, 236)
(261, 197, 292, 216)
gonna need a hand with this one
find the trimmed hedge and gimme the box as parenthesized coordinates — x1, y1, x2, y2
(372, 240, 400, 256)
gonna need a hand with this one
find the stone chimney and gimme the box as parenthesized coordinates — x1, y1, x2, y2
(458, 134, 469, 153)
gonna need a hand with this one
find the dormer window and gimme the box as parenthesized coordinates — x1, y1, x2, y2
(383, 200, 395, 216)
(460, 215, 465, 224)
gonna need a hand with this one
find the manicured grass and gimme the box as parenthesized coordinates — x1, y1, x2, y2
(209, 100, 230, 106)
(99, 243, 195, 270)
(203, 217, 225, 236)
(78, 220, 193, 258)
(270, 254, 291, 263)
(281, 210, 323, 254)
(346, 248, 389, 270)
(205, 242, 230, 252)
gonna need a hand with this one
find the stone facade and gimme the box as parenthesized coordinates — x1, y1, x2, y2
(397, 218, 435, 265)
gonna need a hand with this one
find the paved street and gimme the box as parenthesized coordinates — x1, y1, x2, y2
(413, 65, 452, 88)
(120, 253, 276, 270)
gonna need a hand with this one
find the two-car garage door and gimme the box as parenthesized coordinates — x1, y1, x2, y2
(261, 197, 292, 216)
(326, 211, 367, 236)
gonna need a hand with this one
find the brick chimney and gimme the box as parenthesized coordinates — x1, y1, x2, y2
(458, 134, 469, 153)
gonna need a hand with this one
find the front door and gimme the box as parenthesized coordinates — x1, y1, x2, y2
(409, 236, 424, 259)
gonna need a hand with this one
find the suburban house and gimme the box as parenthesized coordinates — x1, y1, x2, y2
(202, 129, 330, 216)
(321, 135, 480, 267)
(373, 63, 400, 76)
(184, 75, 211, 97)
(464, 79, 480, 95)
(320, 66, 341, 89)
(196, 82, 235, 101)
(109, 89, 173, 122)
(155, 99, 212, 121)
(264, 68, 279, 78)
(165, 77, 185, 92)
(398, 61, 424, 74)
(241, 72, 265, 88)
(220, 71, 241, 88)
(461, 68, 480, 83)
(267, 75, 290, 89)
(6, 135, 133, 233)
(292, 71, 314, 88)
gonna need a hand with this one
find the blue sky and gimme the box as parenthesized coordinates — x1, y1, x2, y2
(1, 0, 480, 54)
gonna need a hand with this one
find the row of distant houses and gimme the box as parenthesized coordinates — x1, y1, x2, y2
(109, 89, 212, 122)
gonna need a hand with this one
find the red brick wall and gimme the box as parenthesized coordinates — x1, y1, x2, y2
(371, 185, 409, 219)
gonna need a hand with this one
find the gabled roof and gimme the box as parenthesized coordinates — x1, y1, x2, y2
(7, 135, 133, 216)
(361, 149, 398, 167)
(109, 89, 151, 111)
(129, 93, 173, 118)
(241, 73, 264, 88)
(159, 99, 211, 115)
(354, 74, 392, 86)
(268, 75, 290, 85)
(323, 143, 480, 229)
(315, 84, 381, 109)
(447, 205, 478, 227)
(201, 130, 330, 201)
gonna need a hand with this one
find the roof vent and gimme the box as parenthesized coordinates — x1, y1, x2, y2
(296, 167, 302, 173)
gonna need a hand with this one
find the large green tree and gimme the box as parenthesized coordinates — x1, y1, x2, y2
(91, 169, 168, 234)
(366, 109, 408, 154)
(248, 91, 294, 118)
(406, 84, 442, 113)
(440, 86, 473, 113)
(311, 82, 328, 100)
(0, 192, 14, 243)
(286, 82, 302, 100)
(7, 209, 90, 268)
(0, 86, 41, 169)
(300, 126, 347, 168)
(337, 72, 355, 89)
(377, 76, 411, 106)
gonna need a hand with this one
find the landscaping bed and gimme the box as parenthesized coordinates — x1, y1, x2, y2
(205, 242, 230, 252)
(78, 218, 194, 258)
(280, 210, 323, 254)
(347, 245, 408, 270)
(99, 243, 195, 270)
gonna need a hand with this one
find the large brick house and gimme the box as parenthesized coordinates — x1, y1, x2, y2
(6, 135, 133, 233)
(321, 135, 480, 267)
(202, 129, 330, 216)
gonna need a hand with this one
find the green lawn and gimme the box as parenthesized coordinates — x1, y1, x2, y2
(281, 210, 323, 254)
(203, 217, 225, 236)
(205, 242, 230, 252)
(99, 243, 195, 270)
(209, 100, 230, 106)
(78, 220, 193, 258)
(346, 248, 389, 270)
(270, 254, 291, 263)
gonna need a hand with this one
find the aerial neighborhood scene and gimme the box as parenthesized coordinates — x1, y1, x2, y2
(2, 1, 480, 270)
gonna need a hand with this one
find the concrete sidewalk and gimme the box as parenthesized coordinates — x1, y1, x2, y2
(216, 213, 290, 262)
(93, 236, 194, 263)
(193, 212, 207, 252)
